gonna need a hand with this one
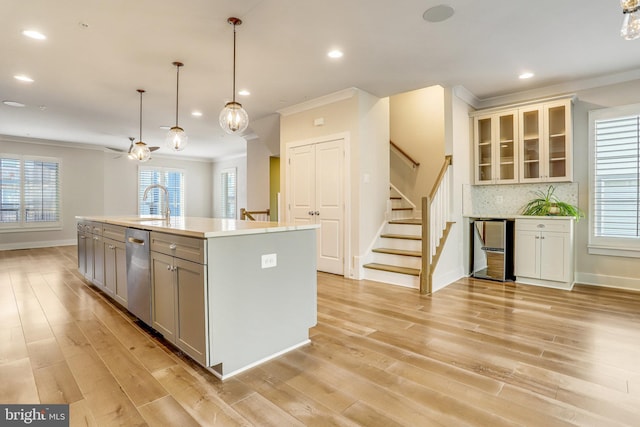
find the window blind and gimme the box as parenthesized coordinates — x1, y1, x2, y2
(0, 157, 21, 224)
(24, 159, 60, 223)
(220, 168, 236, 218)
(0, 156, 60, 228)
(138, 167, 185, 217)
(593, 115, 640, 238)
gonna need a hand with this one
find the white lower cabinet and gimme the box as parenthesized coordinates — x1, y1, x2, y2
(150, 232, 207, 365)
(515, 217, 574, 290)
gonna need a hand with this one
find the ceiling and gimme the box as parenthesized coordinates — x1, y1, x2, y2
(2, 1, 639, 160)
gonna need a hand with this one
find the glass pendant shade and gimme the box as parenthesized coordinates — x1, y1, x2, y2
(621, 0, 640, 40)
(219, 101, 249, 134)
(166, 126, 188, 151)
(220, 17, 249, 135)
(131, 141, 151, 162)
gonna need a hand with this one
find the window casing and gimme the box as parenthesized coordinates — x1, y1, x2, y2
(589, 104, 640, 257)
(138, 167, 185, 217)
(0, 155, 62, 231)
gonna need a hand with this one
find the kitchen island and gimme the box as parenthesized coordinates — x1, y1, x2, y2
(76, 215, 318, 379)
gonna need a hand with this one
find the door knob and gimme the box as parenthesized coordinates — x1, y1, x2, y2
(308, 211, 314, 215)
(315, 211, 320, 216)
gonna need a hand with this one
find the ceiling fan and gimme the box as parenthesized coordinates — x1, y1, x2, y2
(106, 137, 160, 159)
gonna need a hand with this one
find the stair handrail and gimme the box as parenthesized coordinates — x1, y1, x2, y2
(390, 140, 420, 169)
(420, 155, 453, 294)
(240, 208, 270, 221)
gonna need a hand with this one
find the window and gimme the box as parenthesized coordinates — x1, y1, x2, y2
(0, 155, 61, 230)
(138, 167, 185, 217)
(589, 104, 640, 257)
(220, 168, 236, 218)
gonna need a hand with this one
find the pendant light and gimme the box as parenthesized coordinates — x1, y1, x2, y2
(130, 89, 152, 162)
(166, 61, 188, 151)
(219, 17, 249, 134)
(621, 0, 640, 40)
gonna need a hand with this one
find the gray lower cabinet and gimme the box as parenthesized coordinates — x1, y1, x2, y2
(104, 237, 127, 306)
(150, 233, 207, 365)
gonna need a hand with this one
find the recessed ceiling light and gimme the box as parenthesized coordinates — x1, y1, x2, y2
(238, 90, 250, 96)
(14, 75, 34, 83)
(3, 101, 26, 107)
(519, 72, 535, 79)
(191, 111, 203, 117)
(328, 50, 343, 59)
(22, 30, 46, 40)
(423, 5, 455, 23)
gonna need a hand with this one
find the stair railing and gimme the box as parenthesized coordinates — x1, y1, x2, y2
(390, 140, 420, 169)
(240, 208, 270, 221)
(420, 155, 453, 294)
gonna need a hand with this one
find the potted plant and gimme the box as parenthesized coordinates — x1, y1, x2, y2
(521, 185, 584, 220)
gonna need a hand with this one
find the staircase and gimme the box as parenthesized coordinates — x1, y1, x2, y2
(363, 155, 454, 293)
(363, 218, 422, 288)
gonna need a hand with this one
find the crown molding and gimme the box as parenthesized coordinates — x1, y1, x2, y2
(277, 87, 359, 116)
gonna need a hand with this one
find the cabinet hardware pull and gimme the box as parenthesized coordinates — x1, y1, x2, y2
(169, 243, 177, 250)
(308, 211, 314, 215)
(315, 211, 320, 215)
(167, 265, 172, 271)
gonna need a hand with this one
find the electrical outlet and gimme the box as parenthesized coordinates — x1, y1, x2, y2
(261, 253, 277, 269)
(496, 195, 504, 204)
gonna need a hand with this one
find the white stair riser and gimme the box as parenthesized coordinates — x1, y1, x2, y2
(390, 210, 415, 221)
(386, 223, 422, 235)
(370, 252, 421, 269)
(379, 237, 422, 252)
(363, 268, 419, 289)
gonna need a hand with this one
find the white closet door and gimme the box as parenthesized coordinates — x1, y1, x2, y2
(288, 139, 345, 275)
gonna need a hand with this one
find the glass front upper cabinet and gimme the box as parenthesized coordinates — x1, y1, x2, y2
(519, 99, 572, 183)
(473, 110, 518, 184)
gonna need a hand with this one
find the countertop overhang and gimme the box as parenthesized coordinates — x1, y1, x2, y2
(464, 215, 576, 221)
(76, 215, 319, 238)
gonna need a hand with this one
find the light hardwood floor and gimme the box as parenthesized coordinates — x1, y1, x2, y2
(1, 246, 640, 426)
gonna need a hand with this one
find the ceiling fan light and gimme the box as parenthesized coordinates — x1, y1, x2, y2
(131, 141, 151, 162)
(166, 126, 188, 151)
(219, 101, 249, 134)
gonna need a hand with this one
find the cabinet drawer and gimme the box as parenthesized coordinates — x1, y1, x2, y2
(516, 218, 572, 233)
(150, 232, 206, 264)
(90, 222, 103, 235)
(103, 224, 126, 242)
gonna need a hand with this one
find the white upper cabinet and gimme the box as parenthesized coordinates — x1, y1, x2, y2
(519, 99, 572, 183)
(473, 109, 519, 184)
(472, 97, 573, 185)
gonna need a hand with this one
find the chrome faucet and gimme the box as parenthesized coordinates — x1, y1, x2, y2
(143, 184, 170, 221)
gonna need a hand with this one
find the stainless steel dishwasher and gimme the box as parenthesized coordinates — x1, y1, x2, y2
(125, 228, 152, 326)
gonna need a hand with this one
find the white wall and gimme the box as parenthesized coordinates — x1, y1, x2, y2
(1, 135, 213, 250)
(571, 80, 640, 291)
(212, 155, 247, 219)
(389, 86, 446, 206)
(246, 139, 271, 211)
(280, 88, 389, 279)
(431, 88, 472, 292)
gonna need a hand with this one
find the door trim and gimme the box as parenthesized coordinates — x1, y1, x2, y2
(285, 132, 351, 278)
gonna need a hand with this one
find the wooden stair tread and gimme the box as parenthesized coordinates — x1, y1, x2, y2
(363, 263, 420, 276)
(391, 207, 413, 211)
(380, 233, 421, 241)
(389, 219, 422, 225)
(390, 196, 401, 200)
(372, 248, 421, 257)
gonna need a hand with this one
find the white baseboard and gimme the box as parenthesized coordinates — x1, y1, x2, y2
(433, 266, 465, 293)
(575, 272, 640, 292)
(0, 239, 76, 251)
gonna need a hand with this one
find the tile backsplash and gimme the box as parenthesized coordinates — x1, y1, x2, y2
(463, 182, 579, 217)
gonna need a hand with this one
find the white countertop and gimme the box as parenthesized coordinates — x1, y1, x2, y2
(464, 214, 575, 220)
(76, 215, 319, 238)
